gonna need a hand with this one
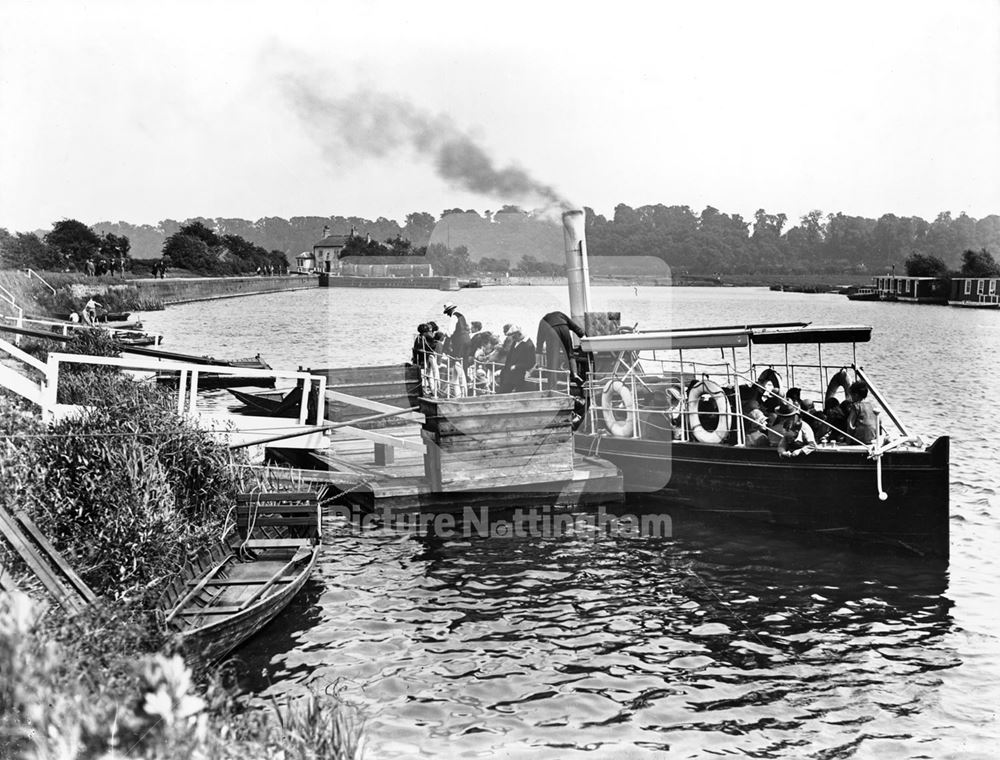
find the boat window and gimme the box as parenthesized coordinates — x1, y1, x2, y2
(979, 279, 986, 295)
(990, 280, 997, 295)
(965, 279, 972, 295)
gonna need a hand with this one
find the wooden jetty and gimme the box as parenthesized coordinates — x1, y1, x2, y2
(269, 386, 622, 516)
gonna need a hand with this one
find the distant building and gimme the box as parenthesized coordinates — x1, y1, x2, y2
(295, 251, 315, 273)
(949, 277, 999, 308)
(312, 225, 351, 273)
(872, 275, 948, 304)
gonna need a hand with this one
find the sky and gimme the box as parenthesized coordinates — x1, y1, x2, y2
(1, 0, 998, 233)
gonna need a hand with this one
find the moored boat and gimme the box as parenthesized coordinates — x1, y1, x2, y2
(155, 354, 276, 389)
(157, 491, 321, 665)
(845, 286, 880, 301)
(572, 322, 950, 557)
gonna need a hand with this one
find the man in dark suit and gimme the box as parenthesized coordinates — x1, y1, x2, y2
(497, 325, 536, 393)
(536, 311, 585, 387)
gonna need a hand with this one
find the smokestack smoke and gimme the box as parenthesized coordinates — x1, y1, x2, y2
(281, 76, 571, 210)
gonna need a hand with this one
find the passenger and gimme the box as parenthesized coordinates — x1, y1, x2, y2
(778, 415, 817, 458)
(847, 380, 879, 445)
(442, 302, 471, 361)
(741, 386, 770, 447)
(818, 397, 847, 443)
(410, 323, 432, 367)
(497, 325, 536, 393)
(536, 311, 586, 387)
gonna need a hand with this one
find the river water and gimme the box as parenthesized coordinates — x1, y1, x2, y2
(142, 286, 1000, 758)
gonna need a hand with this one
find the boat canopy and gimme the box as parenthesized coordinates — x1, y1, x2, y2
(580, 324, 872, 353)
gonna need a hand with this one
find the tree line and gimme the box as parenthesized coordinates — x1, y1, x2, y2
(3, 204, 998, 277)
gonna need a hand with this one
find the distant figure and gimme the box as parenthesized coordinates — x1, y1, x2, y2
(83, 298, 102, 325)
(847, 381, 879, 444)
(536, 311, 585, 388)
(634, 286, 638, 296)
(86, 259, 96, 277)
(498, 325, 536, 393)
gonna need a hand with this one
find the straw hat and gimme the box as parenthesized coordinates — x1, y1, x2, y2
(443, 302, 457, 315)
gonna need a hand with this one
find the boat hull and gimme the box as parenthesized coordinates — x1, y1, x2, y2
(576, 434, 950, 557)
(174, 544, 319, 666)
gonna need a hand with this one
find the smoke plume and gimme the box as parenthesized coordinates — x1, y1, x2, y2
(281, 75, 571, 211)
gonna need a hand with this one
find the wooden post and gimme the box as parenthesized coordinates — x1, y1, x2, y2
(374, 442, 395, 466)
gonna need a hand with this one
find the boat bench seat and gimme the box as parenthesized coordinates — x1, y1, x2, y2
(235, 491, 321, 543)
(242, 538, 312, 549)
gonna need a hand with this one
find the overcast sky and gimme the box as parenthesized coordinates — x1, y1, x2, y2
(1, 0, 998, 233)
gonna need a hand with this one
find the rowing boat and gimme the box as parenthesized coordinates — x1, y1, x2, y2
(157, 492, 321, 665)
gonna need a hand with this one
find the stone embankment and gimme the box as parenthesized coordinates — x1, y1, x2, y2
(132, 274, 315, 304)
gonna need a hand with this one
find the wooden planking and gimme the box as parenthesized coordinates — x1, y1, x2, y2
(311, 364, 420, 386)
(435, 442, 573, 467)
(165, 553, 235, 624)
(16, 513, 96, 604)
(0, 507, 92, 614)
(427, 413, 571, 437)
(237, 492, 318, 504)
(243, 538, 312, 549)
(421, 428, 572, 452)
(419, 391, 573, 418)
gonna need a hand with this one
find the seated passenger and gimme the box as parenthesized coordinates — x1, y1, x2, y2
(778, 415, 817, 458)
(847, 380, 879, 445)
(741, 386, 771, 447)
(818, 397, 847, 443)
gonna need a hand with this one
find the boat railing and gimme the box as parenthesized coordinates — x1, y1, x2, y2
(418, 350, 570, 399)
(583, 357, 911, 448)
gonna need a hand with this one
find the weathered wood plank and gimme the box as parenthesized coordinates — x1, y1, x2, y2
(420, 391, 574, 417)
(164, 552, 235, 624)
(427, 413, 571, 437)
(435, 441, 572, 465)
(424, 428, 572, 452)
(15, 513, 97, 603)
(0, 508, 88, 614)
(237, 492, 318, 504)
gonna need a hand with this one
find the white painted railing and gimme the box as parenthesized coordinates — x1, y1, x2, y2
(35, 352, 329, 451)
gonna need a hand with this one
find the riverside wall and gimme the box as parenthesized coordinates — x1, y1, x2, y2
(132, 275, 316, 304)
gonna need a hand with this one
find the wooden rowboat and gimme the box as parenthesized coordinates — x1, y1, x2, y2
(158, 492, 321, 665)
(155, 355, 276, 390)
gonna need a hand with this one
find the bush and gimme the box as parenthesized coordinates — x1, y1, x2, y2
(6, 372, 242, 602)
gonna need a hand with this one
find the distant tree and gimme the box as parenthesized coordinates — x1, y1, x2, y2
(45, 219, 101, 269)
(176, 221, 221, 248)
(403, 212, 435, 245)
(959, 248, 1000, 277)
(1, 230, 60, 269)
(904, 252, 949, 277)
(162, 234, 216, 274)
(99, 232, 131, 262)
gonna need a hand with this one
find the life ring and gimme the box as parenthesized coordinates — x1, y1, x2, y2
(757, 367, 781, 396)
(687, 379, 732, 444)
(826, 369, 852, 402)
(602, 380, 635, 437)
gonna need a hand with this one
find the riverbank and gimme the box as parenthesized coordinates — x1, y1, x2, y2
(0, 342, 362, 759)
(133, 274, 315, 305)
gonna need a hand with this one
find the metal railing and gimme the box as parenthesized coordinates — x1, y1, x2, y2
(25, 269, 56, 295)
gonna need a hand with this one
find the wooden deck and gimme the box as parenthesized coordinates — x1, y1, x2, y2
(271, 422, 623, 515)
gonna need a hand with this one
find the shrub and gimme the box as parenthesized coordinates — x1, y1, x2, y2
(8, 371, 242, 602)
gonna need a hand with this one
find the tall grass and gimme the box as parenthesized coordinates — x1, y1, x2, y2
(0, 359, 365, 758)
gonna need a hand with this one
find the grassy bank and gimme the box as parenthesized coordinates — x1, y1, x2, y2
(0, 269, 163, 320)
(0, 334, 362, 759)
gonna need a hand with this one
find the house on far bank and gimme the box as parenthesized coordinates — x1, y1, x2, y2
(312, 226, 352, 274)
(295, 251, 315, 273)
(949, 277, 1000, 308)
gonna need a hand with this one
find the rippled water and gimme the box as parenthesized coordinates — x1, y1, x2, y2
(142, 286, 1000, 758)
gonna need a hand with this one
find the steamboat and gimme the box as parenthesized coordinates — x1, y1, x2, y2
(558, 211, 950, 557)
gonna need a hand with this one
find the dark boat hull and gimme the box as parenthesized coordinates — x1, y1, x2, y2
(576, 434, 950, 557)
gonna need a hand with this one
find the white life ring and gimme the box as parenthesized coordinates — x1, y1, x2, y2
(602, 380, 635, 437)
(687, 379, 732, 444)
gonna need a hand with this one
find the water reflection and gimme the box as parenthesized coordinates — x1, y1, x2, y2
(234, 510, 955, 757)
